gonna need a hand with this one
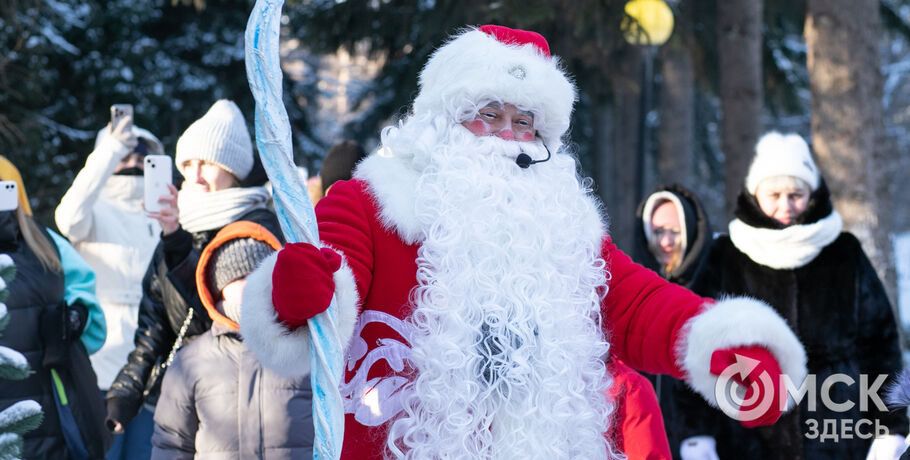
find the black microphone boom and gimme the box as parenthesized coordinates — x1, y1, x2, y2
(515, 143, 552, 169)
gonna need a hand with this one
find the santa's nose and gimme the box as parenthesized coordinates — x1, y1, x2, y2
(495, 129, 515, 140)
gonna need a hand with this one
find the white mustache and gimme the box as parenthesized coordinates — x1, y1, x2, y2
(466, 133, 548, 162)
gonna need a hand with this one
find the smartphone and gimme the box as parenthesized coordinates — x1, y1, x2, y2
(110, 104, 133, 133)
(0, 181, 18, 212)
(144, 155, 173, 213)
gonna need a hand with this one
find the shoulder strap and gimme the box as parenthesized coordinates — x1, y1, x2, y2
(164, 307, 195, 368)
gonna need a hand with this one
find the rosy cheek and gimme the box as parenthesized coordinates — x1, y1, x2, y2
(518, 131, 535, 142)
(466, 120, 491, 135)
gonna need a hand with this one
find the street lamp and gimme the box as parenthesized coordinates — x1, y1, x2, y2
(622, 0, 674, 203)
(622, 0, 675, 46)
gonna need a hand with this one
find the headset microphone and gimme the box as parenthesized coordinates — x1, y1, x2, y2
(515, 143, 552, 169)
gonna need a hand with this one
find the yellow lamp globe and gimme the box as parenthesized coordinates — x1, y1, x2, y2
(622, 0, 675, 46)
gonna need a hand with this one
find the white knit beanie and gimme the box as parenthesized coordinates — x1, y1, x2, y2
(175, 100, 254, 181)
(745, 131, 820, 195)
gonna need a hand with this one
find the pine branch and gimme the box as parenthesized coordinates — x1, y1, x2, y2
(0, 346, 30, 381)
(0, 432, 24, 460)
(0, 400, 43, 435)
(0, 254, 16, 304)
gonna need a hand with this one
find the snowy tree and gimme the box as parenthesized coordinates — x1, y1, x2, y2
(0, 256, 42, 460)
(1, 0, 323, 225)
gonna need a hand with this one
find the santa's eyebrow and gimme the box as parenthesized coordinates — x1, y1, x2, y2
(516, 109, 534, 119)
(482, 101, 504, 110)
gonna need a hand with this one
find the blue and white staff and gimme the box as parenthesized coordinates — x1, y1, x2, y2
(244, 2, 344, 458)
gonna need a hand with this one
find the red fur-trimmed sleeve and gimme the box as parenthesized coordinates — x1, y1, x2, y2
(601, 238, 807, 410)
(316, 179, 376, 298)
(601, 238, 710, 379)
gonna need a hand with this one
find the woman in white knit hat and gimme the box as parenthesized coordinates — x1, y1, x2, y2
(680, 131, 907, 460)
(104, 100, 285, 440)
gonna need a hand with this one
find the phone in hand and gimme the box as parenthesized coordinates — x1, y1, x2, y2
(0, 181, 18, 212)
(143, 155, 173, 213)
(110, 104, 133, 133)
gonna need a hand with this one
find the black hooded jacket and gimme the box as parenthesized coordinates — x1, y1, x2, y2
(633, 184, 714, 459)
(105, 207, 283, 428)
(687, 181, 908, 459)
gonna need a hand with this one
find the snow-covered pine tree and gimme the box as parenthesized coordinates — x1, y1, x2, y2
(0, 255, 43, 460)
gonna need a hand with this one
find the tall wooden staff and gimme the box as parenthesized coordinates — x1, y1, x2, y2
(245, 2, 344, 458)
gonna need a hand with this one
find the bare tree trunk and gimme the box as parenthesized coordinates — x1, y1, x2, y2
(805, 0, 898, 306)
(657, 1, 696, 189)
(717, 0, 763, 220)
(592, 105, 615, 225)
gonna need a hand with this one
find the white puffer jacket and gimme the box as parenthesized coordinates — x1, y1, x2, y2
(55, 126, 163, 389)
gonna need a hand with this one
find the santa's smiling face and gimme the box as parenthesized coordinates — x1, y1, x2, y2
(461, 102, 537, 142)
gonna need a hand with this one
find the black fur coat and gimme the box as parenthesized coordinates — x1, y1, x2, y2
(686, 183, 908, 459)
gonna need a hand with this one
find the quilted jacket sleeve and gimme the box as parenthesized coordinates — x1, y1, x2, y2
(150, 347, 198, 460)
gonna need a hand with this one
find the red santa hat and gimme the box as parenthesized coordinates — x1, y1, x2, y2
(412, 25, 577, 150)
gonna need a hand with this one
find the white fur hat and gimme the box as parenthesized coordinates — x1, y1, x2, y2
(412, 25, 576, 151)
(175, 100, 253, 180)
(745, 131, 820, 194)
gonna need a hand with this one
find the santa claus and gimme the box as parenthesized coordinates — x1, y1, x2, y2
(241, 25, 807, 459)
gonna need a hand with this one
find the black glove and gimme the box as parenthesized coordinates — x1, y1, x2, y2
(40, 301, 88, 368)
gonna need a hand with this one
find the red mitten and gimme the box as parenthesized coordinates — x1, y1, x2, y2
(272, 243, 343, 329)
(710, 345, 784, 428)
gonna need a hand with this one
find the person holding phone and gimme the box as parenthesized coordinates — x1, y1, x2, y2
(103, 100, 283, 443)
(55, 107, 165, 460)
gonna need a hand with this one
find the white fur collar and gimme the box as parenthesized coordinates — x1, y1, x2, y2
(354, 152, 607, 249)
(728, 211, 843, 269)
(353, 153, 424, 245)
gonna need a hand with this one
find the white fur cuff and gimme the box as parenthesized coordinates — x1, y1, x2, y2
(241, 252, 311, 376)
(331, 257, 361, 353)
(677, 297, 807, 410)
(240, 251, 361, 377)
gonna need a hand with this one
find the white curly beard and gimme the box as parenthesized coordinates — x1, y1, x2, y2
(381, 114, 621, 459)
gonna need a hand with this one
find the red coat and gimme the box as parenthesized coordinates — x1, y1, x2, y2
(605, 357, 673, 460)
(315, 179, 708, 459)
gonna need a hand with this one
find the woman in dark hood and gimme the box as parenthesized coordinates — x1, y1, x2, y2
(633, 184, 715, 459)
(634, 184, 713, 288)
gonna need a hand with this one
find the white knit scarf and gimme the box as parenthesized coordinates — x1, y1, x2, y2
(728, 211, 843, 269)
(177, 186, 270, 233)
